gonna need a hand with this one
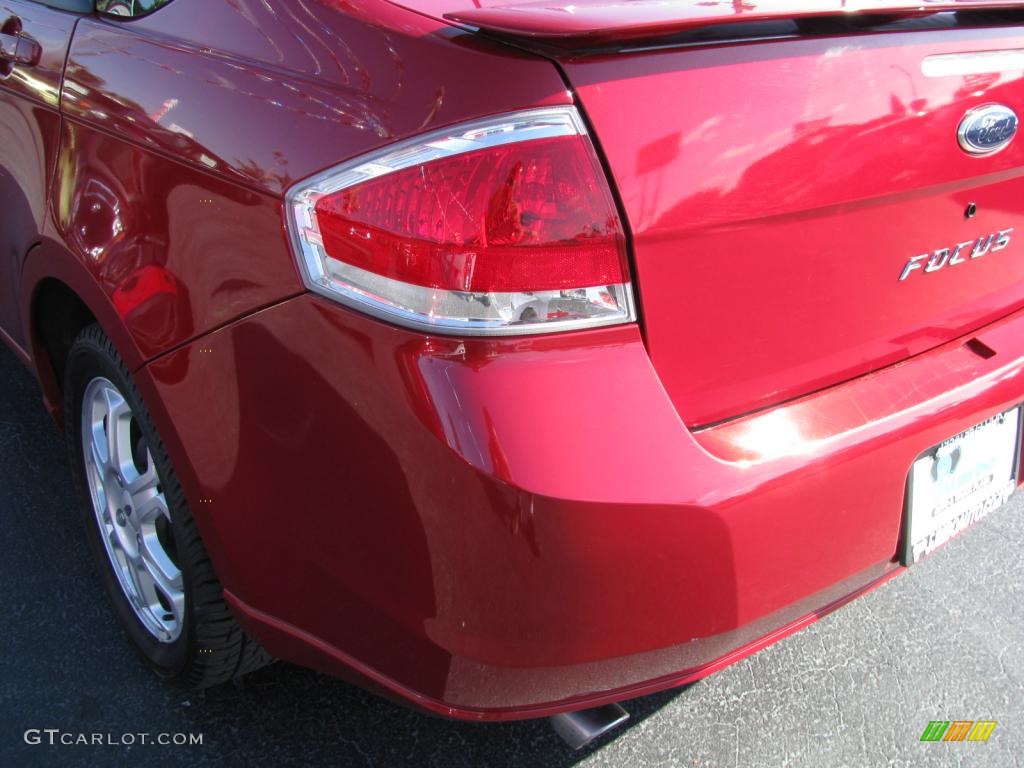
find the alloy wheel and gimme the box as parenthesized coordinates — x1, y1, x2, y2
(80, 377, 184, 643)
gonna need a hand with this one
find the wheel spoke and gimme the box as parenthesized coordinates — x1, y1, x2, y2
(103, 389, 133, 478)
(104, 524, 129, 571)
(89, 432, 110, 472)
(88, 455, 109, 512)
(126, 454, 160, 497)
(133, 489, 170, 525)
(139, 532, 184, 623)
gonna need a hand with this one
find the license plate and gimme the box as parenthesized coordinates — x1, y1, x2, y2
(902, 407, 1021, 565)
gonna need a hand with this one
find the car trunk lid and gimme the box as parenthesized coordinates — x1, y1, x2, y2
(552, 23, 1024, 426)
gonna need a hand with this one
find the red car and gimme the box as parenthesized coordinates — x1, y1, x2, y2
(3, 0, 1024, 748)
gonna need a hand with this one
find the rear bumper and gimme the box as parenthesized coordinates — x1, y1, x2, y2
(136, 293, 1024, 720)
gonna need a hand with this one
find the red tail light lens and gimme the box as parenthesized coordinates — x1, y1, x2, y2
(314, 135, 626, 292)
(286, 108, 634, 335)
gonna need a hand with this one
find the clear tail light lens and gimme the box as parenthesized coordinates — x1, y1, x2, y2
(286, 107, 635, 335)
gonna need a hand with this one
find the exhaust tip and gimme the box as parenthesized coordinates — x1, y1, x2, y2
(550, 703, 630, 750)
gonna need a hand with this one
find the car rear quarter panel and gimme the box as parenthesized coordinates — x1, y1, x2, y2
(33, 0, 571, 367)
(21, 0, 573, 648)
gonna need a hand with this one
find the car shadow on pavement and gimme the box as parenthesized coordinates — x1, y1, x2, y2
(0, 343, 683, 767)
(195, 663, 684, 766)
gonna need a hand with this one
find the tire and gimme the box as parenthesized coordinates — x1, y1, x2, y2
(64, 323, 271, 687)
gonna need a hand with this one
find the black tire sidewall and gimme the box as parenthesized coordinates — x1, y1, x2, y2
(64, 328, 191, 679)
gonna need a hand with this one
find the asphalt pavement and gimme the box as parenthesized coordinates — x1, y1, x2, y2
(1, 341, 1021, 768)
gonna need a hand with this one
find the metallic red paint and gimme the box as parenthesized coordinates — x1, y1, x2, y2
(44, 0, 569, 369)
(564, 25, 1024, 426)
(221, 566, 903, 720)
(0, 0, 77, 350)
(134, 290, 1024, 717)
(2, 0, 1024, 722)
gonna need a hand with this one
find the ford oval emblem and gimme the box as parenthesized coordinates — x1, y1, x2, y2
(957, 104, 1018, 155)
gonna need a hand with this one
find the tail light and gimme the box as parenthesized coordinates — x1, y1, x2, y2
(285, 107, 635, 335)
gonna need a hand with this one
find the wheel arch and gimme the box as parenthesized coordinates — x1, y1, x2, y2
(21, 239, 144, 426)
(22, 240, 236, 598)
